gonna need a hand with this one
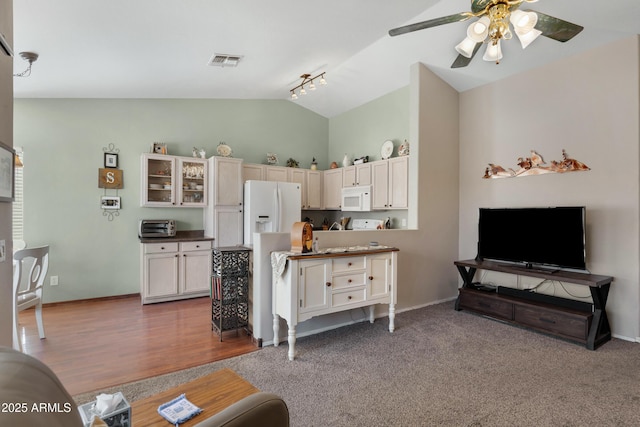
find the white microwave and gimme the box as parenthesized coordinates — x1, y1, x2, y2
(341, 185, 372, 212)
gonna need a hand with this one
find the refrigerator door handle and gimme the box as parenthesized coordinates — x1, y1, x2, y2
(274, 187, 282, 232)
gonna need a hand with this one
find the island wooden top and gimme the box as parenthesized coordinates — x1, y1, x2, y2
(286, 246, 399, 260)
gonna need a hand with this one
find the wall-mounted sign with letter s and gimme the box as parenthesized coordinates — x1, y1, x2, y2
(98, 168, 123, 189)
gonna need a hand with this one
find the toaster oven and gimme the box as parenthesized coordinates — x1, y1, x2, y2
(139, 219, 176, 238)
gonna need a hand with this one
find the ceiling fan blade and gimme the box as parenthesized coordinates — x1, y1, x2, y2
(451, 42, 482, 68)
(532, 11, 584, 43)
(389, 13, 471, 37)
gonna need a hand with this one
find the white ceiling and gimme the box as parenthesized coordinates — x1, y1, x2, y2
(11, 0, 640, 118)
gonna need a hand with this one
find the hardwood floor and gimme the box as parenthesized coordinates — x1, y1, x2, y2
(16, 295, 258, 396)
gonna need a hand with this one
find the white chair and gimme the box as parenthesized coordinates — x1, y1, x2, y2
(13, 246, 49, 352)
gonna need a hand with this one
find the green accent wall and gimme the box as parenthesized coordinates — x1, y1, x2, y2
(14, 93, 410, 303)
(14, 98, 328, 302)
(328, 87, 409, 165)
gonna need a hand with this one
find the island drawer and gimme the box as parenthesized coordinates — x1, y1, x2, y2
(332, 257, 365, 273)
(332, 272, 367, 290)
(331, 287, 366, 307)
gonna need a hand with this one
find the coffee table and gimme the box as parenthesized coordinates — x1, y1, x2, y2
(130, 368, 258, 426)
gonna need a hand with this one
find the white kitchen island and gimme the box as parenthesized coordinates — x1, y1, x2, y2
(271, 246, 398, 360)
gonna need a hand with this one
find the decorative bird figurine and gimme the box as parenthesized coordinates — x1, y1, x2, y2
(530, 151, 545, 167)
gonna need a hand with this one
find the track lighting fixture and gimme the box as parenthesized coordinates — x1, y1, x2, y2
(14, 52, 39, 77)
(289, 72, 327, 100)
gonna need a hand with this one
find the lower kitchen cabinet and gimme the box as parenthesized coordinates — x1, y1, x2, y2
(140, 239, 213, 304)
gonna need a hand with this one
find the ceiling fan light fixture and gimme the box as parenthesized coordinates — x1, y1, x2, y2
(515, 27, 542, 49)
(455, 37, 477, 58)
(511, 10, 538, 33)
(467, 16, 490, 42)
(482, 39, 503, 64)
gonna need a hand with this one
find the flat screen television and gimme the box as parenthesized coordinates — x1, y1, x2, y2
(477, 206, 586, 271)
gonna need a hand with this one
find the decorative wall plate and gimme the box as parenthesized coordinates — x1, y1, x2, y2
(216, 142, 232, 157)
(381, 140, 394, 160)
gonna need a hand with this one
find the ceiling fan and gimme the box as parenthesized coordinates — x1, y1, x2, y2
(388, 0, 583, 68)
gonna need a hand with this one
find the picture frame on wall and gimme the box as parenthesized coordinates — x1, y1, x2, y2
(104, 152, 118, 168)
(0, 141, 15, 202)
(152, 143, 168, 155)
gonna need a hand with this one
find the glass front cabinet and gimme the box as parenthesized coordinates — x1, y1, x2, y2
(141, 154, 208, 207)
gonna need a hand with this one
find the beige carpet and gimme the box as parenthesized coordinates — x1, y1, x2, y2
(75, 302, 640, 426)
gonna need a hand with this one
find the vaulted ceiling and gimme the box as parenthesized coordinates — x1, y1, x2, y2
(12, 0, 640, 117)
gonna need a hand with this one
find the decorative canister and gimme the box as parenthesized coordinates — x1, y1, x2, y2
(398, 140, 410, 156)
(342, 153, 351, 167)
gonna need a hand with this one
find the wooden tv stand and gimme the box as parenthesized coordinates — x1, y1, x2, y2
(454, 259, 613, 350)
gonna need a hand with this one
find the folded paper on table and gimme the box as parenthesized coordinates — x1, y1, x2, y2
(158, 394, 202, 426)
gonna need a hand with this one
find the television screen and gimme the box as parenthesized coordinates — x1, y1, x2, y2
(477, 207, 586, 270)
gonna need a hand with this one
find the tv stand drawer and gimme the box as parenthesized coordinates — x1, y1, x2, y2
(457, 289, 512, 320)
(514, 304, 592, 341)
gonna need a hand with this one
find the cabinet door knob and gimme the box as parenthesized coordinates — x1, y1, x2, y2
(348, 279, 352, 283)
(369, 276, 374, 280)
(161, 246, 165, 250)
(196, 245, 200, 248)
(348, 295, 352, 300)
(326, 282, 332, 287)
(348, 262, 352, 266)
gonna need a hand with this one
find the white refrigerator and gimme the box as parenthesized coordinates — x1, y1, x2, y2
(243, 180, 301, 245)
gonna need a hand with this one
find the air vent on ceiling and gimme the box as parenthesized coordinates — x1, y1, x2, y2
(208, 54, 243, 67)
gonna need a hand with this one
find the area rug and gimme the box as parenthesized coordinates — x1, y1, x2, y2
(74, 301, 640, 426)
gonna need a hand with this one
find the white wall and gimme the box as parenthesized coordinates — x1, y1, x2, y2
(458, 36, 640, 341)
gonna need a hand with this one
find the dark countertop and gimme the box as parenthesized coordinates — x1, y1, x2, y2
(139, 230, 215, 244)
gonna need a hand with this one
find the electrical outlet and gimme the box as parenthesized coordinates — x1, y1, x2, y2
(50, 276, 59, 286)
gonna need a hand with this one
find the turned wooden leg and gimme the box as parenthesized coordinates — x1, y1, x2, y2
(369, 306, 375, 324)
(388, 303, 396, 332)
(287, 324, 296, 361)
(273, 314, 280, 347)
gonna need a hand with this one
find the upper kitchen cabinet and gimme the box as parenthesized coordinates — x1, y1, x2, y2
(323, 168, 343, 210)
(204, 156, 243, 246)
(178, 158, 208, 207)
(141, 154, 176, 207)
(343, 163, 371, 187)
(140, 154, 207, 207)
(265, 165, 289, 182)
(388, 157, 409, 209)
(290, 168, 322, 210)
(243, 163, 265, 182)
(306, 170, 322, 210)
(212, 156, 243, 206)
(372, 156, 409, 210)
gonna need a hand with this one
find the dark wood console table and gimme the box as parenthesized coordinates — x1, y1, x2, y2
(454, 259, 613, 350)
